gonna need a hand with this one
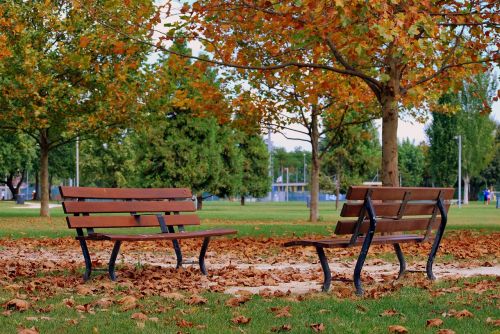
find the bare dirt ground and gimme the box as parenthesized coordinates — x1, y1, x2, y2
(0, 231, 498, 297)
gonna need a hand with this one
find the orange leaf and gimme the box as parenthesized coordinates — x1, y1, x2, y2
(426, 318, 443, 327)
(232, 315, 251, 324)
(310, 323, 325, 332)
(79, 36, 91, 48)
(388, 325, 408, 333)
(6, 299, 29, 312)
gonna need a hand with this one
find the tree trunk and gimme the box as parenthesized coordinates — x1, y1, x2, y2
(309, 109, 320, 222)
(196, 194, 203, 210)
(240, 196, 245, 206)
(463, 174, 470, 205)
(39, 133, 50, 217)
(34, 172, 39, 200)
(381, 92, 399, 187)
(5, 171, 24, 201)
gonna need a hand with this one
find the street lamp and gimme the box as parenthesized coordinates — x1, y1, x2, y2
(76, 137, 80, 187)
(454, 135, 462, 208)
(303, 153, 306, 183)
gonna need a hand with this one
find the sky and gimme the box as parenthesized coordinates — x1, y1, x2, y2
(270, 101, 500, 151)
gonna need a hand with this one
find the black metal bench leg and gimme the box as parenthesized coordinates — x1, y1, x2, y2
(427, 228, 445, 280)
(353, 233, 375, 296)
(171, 239, 183, 269)
(315, 246, 332, 292)
(109, 241, 122, 281)
(79, 239, 92, 282)
(427, 198, 448, 280)
(393, 243, 406, 279)
(199, 237, 211, 275)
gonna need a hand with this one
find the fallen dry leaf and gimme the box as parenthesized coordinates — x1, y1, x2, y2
(75, 285, 93, 295)
(388, 325, 408, 333)
(426, 318, 443, 327)
(131, 313, 148, 321)
(454, 309, 473, 318)
(271, 324, 292, 332)
(436, 330, 456, 334)
(6, 299, 29, 312)
(161, 292, 185, 300)
(176, 319, 193, 328)
(117, 296, 137, 311)
(94, 298, 113, 309)
(270, 306, 291, 318)
(17, 327, 39, 334)
(380, 309, 398, 317)
(185, 295, 207, 306)
(310, 323, 325, 332)
(226, 296, 250, 307)
(25, 317, 38, 321)
(486, 317, 500, 326)
(232, 315, 251, 324)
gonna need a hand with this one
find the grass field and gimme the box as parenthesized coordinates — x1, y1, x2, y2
(0, 200, 498, 333)
(0, 200, 498, 239)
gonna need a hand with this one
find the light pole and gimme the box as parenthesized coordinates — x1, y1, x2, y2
(303, 153, 306, 183)
(285, 167, 289, 202)
(76, 137, 80, 187)
(454, 135, 462, 208)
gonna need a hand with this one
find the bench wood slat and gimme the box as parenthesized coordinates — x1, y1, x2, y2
(334, 218, 438, 235)
(63, 201, 196, 214)
(80, 228, 237, 241)
(346, 186, 454, 201)
(340, 202, 450, 217)
(60, 186, 192, 199)
(284, 235, 425, 248)
(67, 214, 200, 229)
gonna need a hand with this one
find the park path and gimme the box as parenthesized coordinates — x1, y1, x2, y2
(0, 238, 498, 295)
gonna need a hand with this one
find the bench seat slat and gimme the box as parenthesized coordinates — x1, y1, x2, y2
(59, 186, 192, 199)
(335, 218, 439, 235)
(346, 186, 454, 201)
(284, 235, 425, 248)
(63, 201, 196, 214)
(340, 202, 450, 217)
(67, 214, 200, 229)
(79, 228, 237, 241)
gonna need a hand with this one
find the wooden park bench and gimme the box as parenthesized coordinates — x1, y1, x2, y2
(59, 186, 237, 281)
(284, 186, 454, 295)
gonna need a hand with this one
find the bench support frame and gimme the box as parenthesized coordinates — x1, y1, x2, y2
(307, 189, 449, 296)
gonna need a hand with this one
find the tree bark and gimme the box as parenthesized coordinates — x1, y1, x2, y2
(34, 172, 39, 200)
(381, 92, 400, 187)
(309, 110, 320, 222)
(196, 194, 203, 210)
(463, 174, 470, 205)
(240, 196, 245, 206)
(5, 171, 24, 201)
(39, 132, 50, 217)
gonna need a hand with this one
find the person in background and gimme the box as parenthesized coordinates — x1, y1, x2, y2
(1, 189, 5, 201)
(483, 187, 490, 205)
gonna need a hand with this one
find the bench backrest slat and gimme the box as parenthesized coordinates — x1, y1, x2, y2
(66, 214, 200, 229)
(340, 202, 450, 217)
(337, 186, 453, 237)
(59, 186, 197, 230)
(335, 218, 438, 235)
(346, 186, 454, 201)
(59, 186, 192, 199)
(62, 201, 196, 214)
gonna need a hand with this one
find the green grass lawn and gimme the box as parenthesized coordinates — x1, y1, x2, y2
(0, 200, 498, 239)
(0, 277, 498, 334)
(0, 201, 499, 333)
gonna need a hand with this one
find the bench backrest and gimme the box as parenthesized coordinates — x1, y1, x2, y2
(336, 186, 454, 238)
(59, 186, 199, 230)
